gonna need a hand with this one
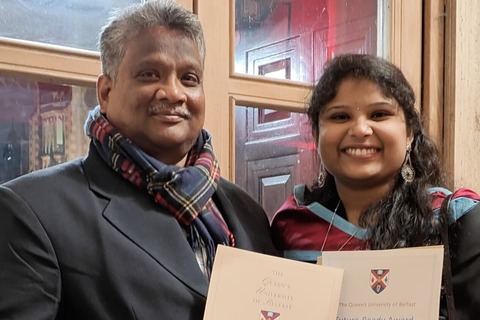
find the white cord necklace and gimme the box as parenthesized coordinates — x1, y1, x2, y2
(320, 199, 359, 252)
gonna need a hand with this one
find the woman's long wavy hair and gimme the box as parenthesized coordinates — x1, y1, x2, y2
(306, 53, 445, 249)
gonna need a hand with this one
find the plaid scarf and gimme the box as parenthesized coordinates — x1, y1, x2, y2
(85, 106, 234, 276)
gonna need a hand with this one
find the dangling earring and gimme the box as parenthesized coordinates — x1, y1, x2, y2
(401, 144, 415, 183)
(317, 163, 327, 187)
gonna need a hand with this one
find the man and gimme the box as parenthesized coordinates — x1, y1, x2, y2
(0, 1, 277, 319)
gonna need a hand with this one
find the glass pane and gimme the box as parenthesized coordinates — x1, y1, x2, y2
(0, 0, 141, 51)
(234, 0, 379, 83)
(0, 74, 97, 183)
(235, 105, 317, 221)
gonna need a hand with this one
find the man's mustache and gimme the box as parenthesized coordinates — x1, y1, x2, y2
(147, 104, 191, 119)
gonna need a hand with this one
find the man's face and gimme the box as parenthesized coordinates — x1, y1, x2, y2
(97, 26, 205, 165)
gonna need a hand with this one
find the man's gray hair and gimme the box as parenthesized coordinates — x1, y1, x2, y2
(99, 0, 206, 81)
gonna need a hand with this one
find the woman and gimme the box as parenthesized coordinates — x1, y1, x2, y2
(271, 53, 480, 319)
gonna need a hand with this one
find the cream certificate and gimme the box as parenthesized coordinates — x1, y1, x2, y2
(204, 245, 344, 320)
(321, 246, 444, 320)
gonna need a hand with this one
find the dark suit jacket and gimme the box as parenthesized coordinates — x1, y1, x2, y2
(0, 147, 278, 320)
(445, 202, 480, 319)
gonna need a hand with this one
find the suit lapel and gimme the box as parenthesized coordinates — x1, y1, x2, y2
(83, 147, 209, 297)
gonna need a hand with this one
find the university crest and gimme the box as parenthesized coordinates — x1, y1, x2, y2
(370, 268, 390, 294)
(260, 310, 281, 320)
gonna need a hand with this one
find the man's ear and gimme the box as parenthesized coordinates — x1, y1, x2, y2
(96, 74, 113, 113)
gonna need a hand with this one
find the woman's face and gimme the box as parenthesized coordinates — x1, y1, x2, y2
(317, 77, 413, 189)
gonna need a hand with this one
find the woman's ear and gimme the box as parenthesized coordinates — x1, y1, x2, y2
(314, 131, 321, 156)
(406, 127, 414, 146)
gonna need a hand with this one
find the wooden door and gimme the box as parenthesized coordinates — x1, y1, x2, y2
(234, 0, 377, 220)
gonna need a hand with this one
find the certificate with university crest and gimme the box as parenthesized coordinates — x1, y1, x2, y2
(203, 245, 344, 320)
(321, 246, 444, 320)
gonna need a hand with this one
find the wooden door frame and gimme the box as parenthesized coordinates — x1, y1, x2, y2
(423, 0, 445, 154)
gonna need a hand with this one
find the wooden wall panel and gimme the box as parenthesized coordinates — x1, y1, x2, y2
(444, 0, 480, 191)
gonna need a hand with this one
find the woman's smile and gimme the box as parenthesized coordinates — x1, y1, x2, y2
(343, 147, 379, 157)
